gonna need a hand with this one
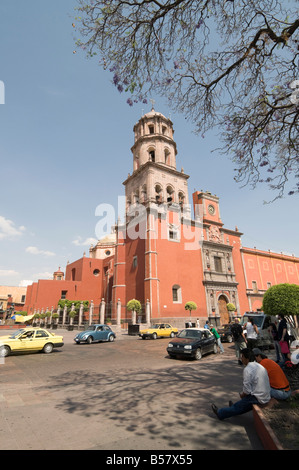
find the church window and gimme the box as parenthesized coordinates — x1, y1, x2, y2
(71, 268, 76, 281)
(134, 190, 139, 204)
(148, 124, 154, 134)
(178, 191, 185, 207)
(162, 125, 167, 135)
(164, 148, 170, 164)
(252, 281, 258, 293)
(93, 269, 100, 276)
(172, 285, 182, 303)
(155, 184, 162, 203)
(61, 290, 67, 300)
(169, 227, 179, 241)
(149, 150, 155, 162)
(267, 282, 271, 289)
(214, 256, 222, 272)
(166, 185, 174, 203)
(133, 256, 138, 268)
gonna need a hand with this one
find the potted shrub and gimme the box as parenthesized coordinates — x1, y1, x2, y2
(33, 313, 40, 326)
(127, 299, 141, 325)
(68, 310, 76, 331)
(52, 313, 59, 329)
(45, 311, 51, 327)
(40, 313, 47, 327)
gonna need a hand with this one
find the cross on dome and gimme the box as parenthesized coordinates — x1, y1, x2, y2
(150, 98, 155, 111)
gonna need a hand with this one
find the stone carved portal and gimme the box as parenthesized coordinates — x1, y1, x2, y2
(218, 295, 229, 324)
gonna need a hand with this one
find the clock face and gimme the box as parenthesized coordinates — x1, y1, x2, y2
(208, 204, 215, 215)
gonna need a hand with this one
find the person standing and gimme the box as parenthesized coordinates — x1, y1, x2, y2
(269, 322, 281, 363)
(204, 320, 210, 329)
(253, 348, 291, 400)
(244, 317, 259, 350)
(277, 314, 290, 362)
(230, 318, 247, 365)
(211, 348, 271, 420)
(210, 324, 224, 354)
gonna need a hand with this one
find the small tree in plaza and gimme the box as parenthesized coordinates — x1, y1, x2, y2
(262, 283, 299, 330)
(127, 299, 142, 324)
(185, 301, 197, 320)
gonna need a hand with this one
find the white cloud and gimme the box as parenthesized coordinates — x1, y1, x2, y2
(26, 246, 55, 257)
(72, 236, 97, 246)
(0, 269, 19, 277)
(0, 216, 26, 240)
(19, 280, 33, 287)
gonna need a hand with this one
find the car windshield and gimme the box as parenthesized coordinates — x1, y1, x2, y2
(151, 324, 161, 329)
(240, 316, 264, 328)
(177, 329, 202, 339)
(9, 329, 25, 338)
(84, 325, 97, 331)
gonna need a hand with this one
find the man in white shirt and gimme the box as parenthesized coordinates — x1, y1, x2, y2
(211, 348, 271, 420)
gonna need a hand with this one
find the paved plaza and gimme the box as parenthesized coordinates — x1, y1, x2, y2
(0, 328, 266, 451)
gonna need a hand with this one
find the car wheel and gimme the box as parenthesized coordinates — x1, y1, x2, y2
(170, 332, 175, 338)
(227, 335, 233, 343)
(195, 348, 202, 360)
(108, 335, 115, 342)
(86, 336, 93, 344)
(213, 343, 218, 354)
(152, 333, 157, 340)
(43, 343, 54, 354)
(0, 345, 11, 357)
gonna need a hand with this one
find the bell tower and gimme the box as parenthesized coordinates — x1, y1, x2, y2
(114, 105, 191, 319)
(123, 105, 190, 208)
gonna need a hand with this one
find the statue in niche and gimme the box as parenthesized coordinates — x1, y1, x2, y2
(209, 225, 221, 242)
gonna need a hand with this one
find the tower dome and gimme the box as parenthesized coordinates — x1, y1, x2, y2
(131, 105, 177, 171)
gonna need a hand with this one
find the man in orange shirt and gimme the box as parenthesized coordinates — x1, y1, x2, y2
(253, 348, 291, 400)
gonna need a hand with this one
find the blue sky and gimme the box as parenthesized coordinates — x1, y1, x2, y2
(0, 0, 298, 288)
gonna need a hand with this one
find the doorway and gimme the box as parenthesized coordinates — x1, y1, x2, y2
(218, 295, 229, 324)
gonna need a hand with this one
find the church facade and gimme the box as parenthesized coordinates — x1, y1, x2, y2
(24, 108, 299, 327)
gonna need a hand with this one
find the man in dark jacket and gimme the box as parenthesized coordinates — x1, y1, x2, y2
(230, 318, 247, 365)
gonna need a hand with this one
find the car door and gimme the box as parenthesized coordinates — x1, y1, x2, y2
(164, 324, 172, 337)
(95, 326, 107, 341)
(205, 330, 216, 352)
(201, 330, 214, 353)
(31, 329, 50, 350)
(16, 330, 37, 351)
(158, 324, 166, 337)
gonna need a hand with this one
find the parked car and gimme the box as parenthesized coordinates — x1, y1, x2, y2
(0, 328, 64, 357)
(74, 324, 116, 344)
(167, 328, 217, 360)
(217, 323, 233, 343)
(139, 323, 178, 340)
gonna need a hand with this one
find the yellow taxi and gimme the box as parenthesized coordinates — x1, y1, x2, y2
(139, 323, 178, 340)
(0, 328, 64, 357)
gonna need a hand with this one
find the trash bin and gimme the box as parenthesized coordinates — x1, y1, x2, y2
(128, 324, 140, 336)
